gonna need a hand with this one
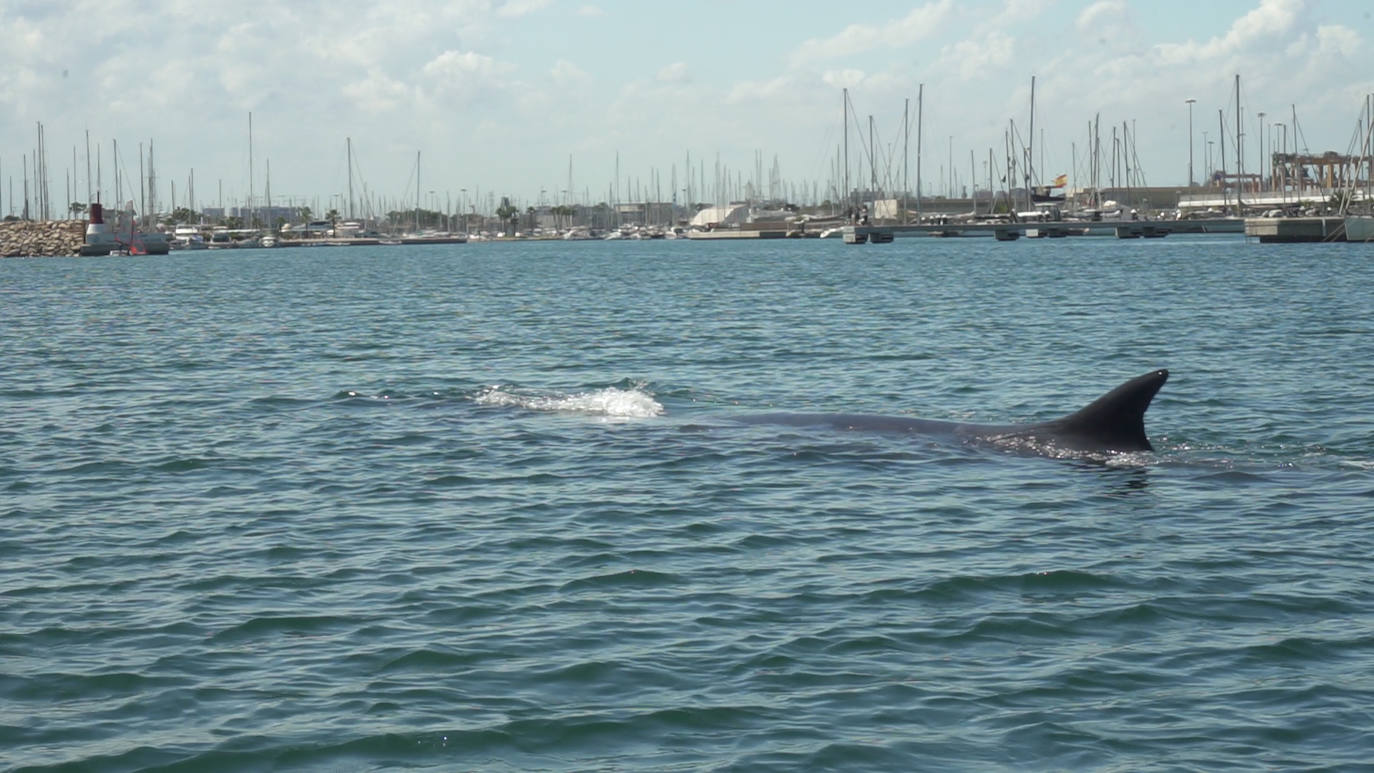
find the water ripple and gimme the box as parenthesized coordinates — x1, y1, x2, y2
(4, 240, 1374, 770)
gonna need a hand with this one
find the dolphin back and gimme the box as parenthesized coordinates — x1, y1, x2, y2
(732, 369, 1170, 457)
(1022, 369, 1169, 452)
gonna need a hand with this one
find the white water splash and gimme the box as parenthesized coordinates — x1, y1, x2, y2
(475, 385, 664, 419)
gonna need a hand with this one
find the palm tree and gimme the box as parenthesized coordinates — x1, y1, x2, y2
(495, 197, 518, 235)
(551, 204, 574, 230)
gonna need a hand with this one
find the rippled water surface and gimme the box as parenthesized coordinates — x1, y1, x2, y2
(3, 236, 1373, 771)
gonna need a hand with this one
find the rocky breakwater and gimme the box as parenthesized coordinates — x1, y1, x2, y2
(1, 220, 88, 257)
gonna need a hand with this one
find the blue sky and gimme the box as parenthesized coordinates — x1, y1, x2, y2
(2, 0, 1372, 217)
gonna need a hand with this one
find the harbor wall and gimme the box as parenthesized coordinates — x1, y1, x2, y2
(1, 221, 86, 257)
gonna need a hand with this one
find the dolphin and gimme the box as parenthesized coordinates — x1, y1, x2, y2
(735, 369, 1169, 456)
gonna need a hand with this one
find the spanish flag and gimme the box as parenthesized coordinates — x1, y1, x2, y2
(1051, 174, 1068, 188)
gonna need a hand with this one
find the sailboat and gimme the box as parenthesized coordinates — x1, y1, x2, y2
(1340, 93, 1374, 242)
(260, 159, 278, 247)
(1031, 173, 1068, 203)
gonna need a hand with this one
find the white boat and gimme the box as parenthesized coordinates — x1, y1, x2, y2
(207, 229, 235, 249)
(1345, 216, 1374, 242)
(170, 225, 208, 250)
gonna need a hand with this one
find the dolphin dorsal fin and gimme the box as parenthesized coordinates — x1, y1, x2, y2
(1046, 369, 1169, 452)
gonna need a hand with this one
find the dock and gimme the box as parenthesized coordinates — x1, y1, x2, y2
(287, 235, 469, 247)
(840, 218, 1242, 243)
(1243, 217, 1354, 243)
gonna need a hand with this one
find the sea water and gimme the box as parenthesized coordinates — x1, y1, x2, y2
(2, 236, 1372, 771)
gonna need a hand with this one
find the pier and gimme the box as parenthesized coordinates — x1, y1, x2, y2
(840, 218, 1242, 243)
(1243, 216, 1372, 243)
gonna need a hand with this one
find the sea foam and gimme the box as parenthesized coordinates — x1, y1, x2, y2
(475, 385, 664, 419)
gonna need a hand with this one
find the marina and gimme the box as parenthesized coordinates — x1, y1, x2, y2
(6, 4, 1374, 769)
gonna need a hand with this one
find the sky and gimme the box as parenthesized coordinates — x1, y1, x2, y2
(2, 0, 1372, 217)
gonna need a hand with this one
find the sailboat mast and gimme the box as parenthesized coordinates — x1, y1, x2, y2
(1218, 109, 1229, 214)
(869, 114, 876, 216)
(146, 141, 155, 221)
(988, 148, 994, 214)
(1027, 75, 1036, 192)
(248, 112, 254, 229)
(1234, 74, 1244, 211)
(1095, 114, 1102, 208)
(84, 129, 92, 204)
(347, 137, 354, 221)
(902, 97, 909, 224)
(916, 83, 924, 217)
(969, 150, 975, 215)
(842, 88, 849, 214)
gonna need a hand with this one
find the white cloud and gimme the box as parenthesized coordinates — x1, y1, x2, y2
(1155, 0, 1303, 63)
(820, 69, 868, 90)
(789, 0, 954, 65)
(656, 62, 690, 84)
(1311, 23, 1360, 59)
(726, 76, 796, 104)
(996, 0, 1054, 24)
(1230, 0, 1302, 41)
(419, 50, 516, 109)
(551, 59, 590, 86)
(577, 4, 604, 16)
(938, 30, 1015, 80)
(1075, 0, 1125, 32)
(342, 69, 414, 113)
(424, 50, 509, 80)
(497, 0, 550, 18)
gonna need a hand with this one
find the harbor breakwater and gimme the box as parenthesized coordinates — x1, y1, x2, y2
(1, 221, 86, 257)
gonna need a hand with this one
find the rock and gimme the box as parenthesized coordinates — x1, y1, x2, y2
(0, 221, 88, 257)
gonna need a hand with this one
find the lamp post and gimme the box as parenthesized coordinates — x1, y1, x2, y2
(1185, 98, 1196, 187)
(1202, 131, 1209, 180)
(1274, 123, 1285, 195)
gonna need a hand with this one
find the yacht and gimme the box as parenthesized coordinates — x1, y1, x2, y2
(170, 225, 208, 250)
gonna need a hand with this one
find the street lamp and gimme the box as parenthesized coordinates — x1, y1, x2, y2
(1202, 131, 1209, 180)
(1274, 122, 1286, 194)
(1185, 98, 1196, 187)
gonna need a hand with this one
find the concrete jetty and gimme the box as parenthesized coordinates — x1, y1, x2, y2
(841, 217, 1241, 243)
(1244, 217, 1350, 243)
